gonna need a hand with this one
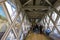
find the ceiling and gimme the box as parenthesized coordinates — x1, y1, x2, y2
(19, 0, 58, 20)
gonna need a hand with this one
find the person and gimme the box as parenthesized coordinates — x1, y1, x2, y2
(40, 25, 43, 34)
(45, 28, 51, 35)
(33, 24, 39, 33)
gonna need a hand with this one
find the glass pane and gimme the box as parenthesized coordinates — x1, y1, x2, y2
(0, 5, 9, 39)
(23, 16, 31, 34)
(53, 28, 58, 34)
(56, 17, 60, 25)
(45, 23, 48, 29)
(5, 0, 16, 21)
(49, 20, 54, 31)
(45, 15, 50, 23)
(48, 12, 51, 16)
(6, 30, 17, 40)
(40, 20, 44, 26)
(49, 20, 54, 27)
(18, 22, 23, 40)
(43, 19, 46, 23)
(19, 33, 23, 40)
(43, 16, 49, 29)
(42, 18, 48, 29)
(49, 28, 60, 40)
(14, 13, 24, 34)
(19, 22, 24, 40)
(17, 17, 21, 23)
(14, 16, 22, 34)
(19, 13, 23, 21)
(51, 12, 57, 21)
(35, 19, 39, 23)
(50, 28, 59, 36)
(56, 26, 60, 31)
(19, 16, 31, 40)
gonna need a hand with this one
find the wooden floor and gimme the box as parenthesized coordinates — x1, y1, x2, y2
(25, 31, 51, 40)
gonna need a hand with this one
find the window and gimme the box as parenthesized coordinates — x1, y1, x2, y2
(40, 20, 44, 26)
(19, 13, 23, 21)
(45, 15, 50, 23)
(6, 30, 17, 40)
(0, 5, 9, 39)
(0, 6, 6, 17)
(56, 26, 60, 31)
(5, 0, 16, 21)
(49, 20, 54, 31)
(0, 5, 9, 31)
(44, 23, 48, 29)
(14, 13, 24, 34)
(51, 12, 57, 21)
(56, 17, 60, 25)
(43, 19, 46, 23)
(52, 28, 59, 34)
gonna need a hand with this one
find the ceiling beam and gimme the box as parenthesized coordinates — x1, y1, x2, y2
(26, 11, 46, 15)
(23, 0, 32, 6)
(26, 11, 46, 14)
(36, 0, 41, 5)
(28, 15, 43, 18)
(33, 0, 36, 5)
(27, 15, 42, 19)
(54, 0, 60, 7)
(0, 0, 6, 3)
(26, 13, 45, 19)
(23, 6, 49, 10)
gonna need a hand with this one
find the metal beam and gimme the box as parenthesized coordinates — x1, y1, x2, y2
(50, 26, 55, 33)
(26, 11, 46, 14)
(23, 6, 49, 10)
(23, 0, 32, 6)
(48, 14, 60, 34)
(33, 0, 36, 5)
(55, 15, 59, 23)
(1, 2, 21, 40)
(39, 11, 49, 21)
(47, 18, 50, 28)
(40, 10, 60, 33)
(50, 15, 59, 33)
(36, 0, 41, 5)
(45, 0, 60, 33)
(26, 11, 45, 19)
(54, 0, 60, 7)
(1, 0, 23, 40)
(1, 3, 12, 24)
(45, 0, 60, 17)
(0, 0, 6, 3)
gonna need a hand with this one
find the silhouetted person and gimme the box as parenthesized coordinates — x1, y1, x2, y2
(40, 25, 43, 34)
(33, 24, 39, 33)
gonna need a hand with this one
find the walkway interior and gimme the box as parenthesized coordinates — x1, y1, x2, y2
(0, 0, 60, 40)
